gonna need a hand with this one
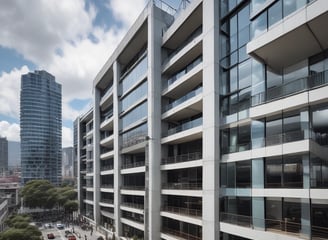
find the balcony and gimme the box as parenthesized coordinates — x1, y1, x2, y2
(163, 88, 203, 123)
(162, 206, 201, 218)
(162, 182, 202, 190)
(247, 0, 328, 70)
(121, 202, 144, 210)
(100, 184, 114, 189)
(100, 86, 113, 107)
(100, 198, 114, 205)
(121, 185, 145, 191)
(121, 161, 145, 169)
(101, 165, 114, 171)
(162, 152, 202, 165)
(165, 117, 202, 137)
(252, 69, 328, 106)
(162, 227, 201, 240)
(164, 56, 202, 90)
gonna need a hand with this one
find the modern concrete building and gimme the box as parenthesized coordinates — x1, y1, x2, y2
(0, 137, 8, 175)
(76, 0, 328, 239)
(20, 70, 62, 186)
(62, 147, 74, 181)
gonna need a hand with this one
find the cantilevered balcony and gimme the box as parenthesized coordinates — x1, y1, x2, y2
(252, 69, 328, 106)
(247, 0, 328, 70)
(162, 151, 202, 165)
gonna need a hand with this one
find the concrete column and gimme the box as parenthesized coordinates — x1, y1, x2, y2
(76, 117, 82, 215)
(94, 89, 101, 226)
(147, 4, 162, 240)
(113, 61, 122, 237)
(202, 0, 220, 239)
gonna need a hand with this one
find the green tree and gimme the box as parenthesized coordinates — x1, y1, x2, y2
(20, 180, 56, 209)
(0, 214, 41, 240)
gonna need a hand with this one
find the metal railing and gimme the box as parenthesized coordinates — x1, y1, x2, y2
(166, 56, 202, 88)
(121, 161, 145, 169)
(252, 70, 328, 106)
(162, 152, 202, 165)
(162, 182, 202, 190)
(121, 202, 144, 209)
(121, 185, 145, 191)
(100, 198, 114, 204)
(101, 165, 114, 171)
(164, 86, 202, 112)
(101, 184, 114, 188)
(165, 117, 202, 137)
(162, 206, 202, 217)
(222, 130, 306, 154)
(220, 212, 313, 238)
(162, 227, 201, 240)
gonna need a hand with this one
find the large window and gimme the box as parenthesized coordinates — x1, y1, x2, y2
(265, 155, 303, 188)
(310, 154, 328, 188)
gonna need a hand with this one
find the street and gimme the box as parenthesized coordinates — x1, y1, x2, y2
(40, 222, 106, 240)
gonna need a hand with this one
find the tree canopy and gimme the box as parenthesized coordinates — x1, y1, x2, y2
(0, 214, 41, 240)
(20, 180, 78, 210)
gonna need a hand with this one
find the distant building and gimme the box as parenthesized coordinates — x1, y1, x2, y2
(62, 147, 74, 179)
(20, 70, 62, 186)
(0, 181, 20, 212)
(8, 141, 20, 167)
(0, 199, 8, 231)
(0, 138, 8, 175)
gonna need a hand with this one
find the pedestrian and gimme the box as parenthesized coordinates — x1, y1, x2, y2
(90, 226, 93, 236)
(85, 234, 87, 240)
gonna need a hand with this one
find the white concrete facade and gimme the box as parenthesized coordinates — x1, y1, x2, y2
(75, 0, 328, 239)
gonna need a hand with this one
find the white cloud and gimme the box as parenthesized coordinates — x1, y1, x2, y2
(0, 66, 30, 118)
(0, 0, 150, 146)
(0, 121, 20, 141)
(106, 0, 148, 27)
(62, 126, 73, 148)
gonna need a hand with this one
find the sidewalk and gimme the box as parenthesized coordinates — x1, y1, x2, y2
(69, 223, 107, 240)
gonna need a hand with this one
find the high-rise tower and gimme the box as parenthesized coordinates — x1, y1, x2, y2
(0, 137, 8, 174)
(20, 70, 62, 185)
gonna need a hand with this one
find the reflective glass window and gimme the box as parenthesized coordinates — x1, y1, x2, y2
(121, 81, 147, 112)
(265, 157, 282, 188)
(268, 0, 282, 27)
(121, 101, 147, 129)
(251, 11, 267, 39)
(236, 161, 251, 188)
(238, 59, 252, 89)
(283, 0, 306, 17)
(283, 155, 303, 188)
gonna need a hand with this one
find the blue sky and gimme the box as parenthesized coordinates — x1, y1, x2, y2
(0, 0, 182, 147)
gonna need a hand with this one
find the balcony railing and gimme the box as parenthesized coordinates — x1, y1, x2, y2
(100, 86, 113, 102)
(162, 206, 202, 217)
(162, 227, 201, 240)
(252, 70, 328, 106)
(220, 212, 313, 238)
(162, 182, 202, 190)
(162, 152, 202, 165)
(101, 184, 114, 188)
(164, 86, 202, 112)
(121, 185, 145, 191)
(121, 161, 145, 169)
(163, 26, 202, 66)
(165, 56, 202, 88)
(100, 198, 114, 204)
(222, 129, 306, 154)
(165, 117, 202, 137)
(101, 165, 114, 171)
(121, 202, 144, 210)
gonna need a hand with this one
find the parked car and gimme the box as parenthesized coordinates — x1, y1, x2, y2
(47, 233, 55, 239)
(68, 235, 76, 240)
(45, 223, 53, 228)
(56, 223, 64, 229)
